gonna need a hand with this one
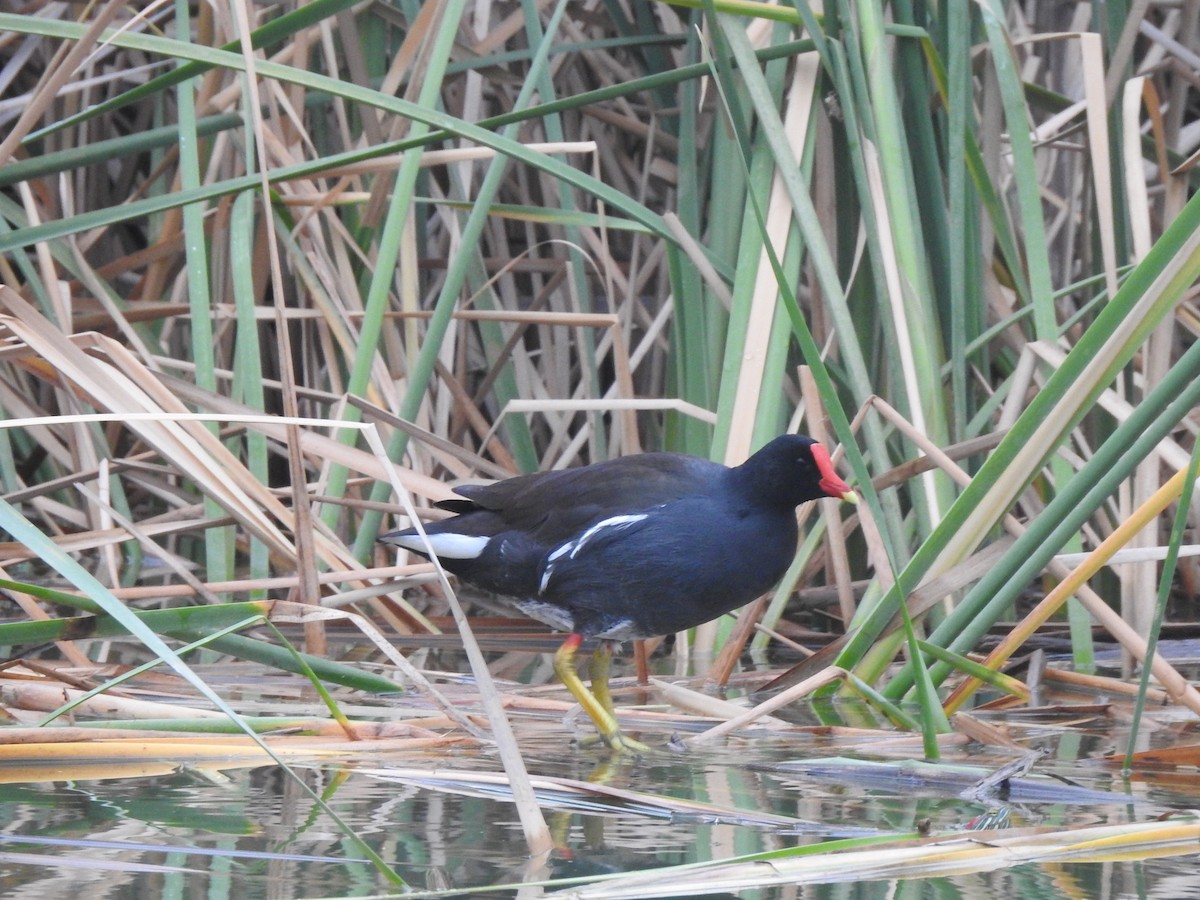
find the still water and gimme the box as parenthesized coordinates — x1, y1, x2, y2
(0, 640, 1197, 898)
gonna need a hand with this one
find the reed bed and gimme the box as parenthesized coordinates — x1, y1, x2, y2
(0, 0, 1199, 884)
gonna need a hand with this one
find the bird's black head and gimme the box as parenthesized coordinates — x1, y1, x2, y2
(733, 434, 856, 509)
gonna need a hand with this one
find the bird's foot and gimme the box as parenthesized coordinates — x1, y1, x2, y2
(555, 634, 649, 754)
(578, 726, 649, 755)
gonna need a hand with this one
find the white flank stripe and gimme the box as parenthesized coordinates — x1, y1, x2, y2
(390, 533, 490, 559)
(569, 513, 648, 558)
(539, 513, 647, 593)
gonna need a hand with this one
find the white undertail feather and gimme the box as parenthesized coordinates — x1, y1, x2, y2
(389, 532, 490, 559)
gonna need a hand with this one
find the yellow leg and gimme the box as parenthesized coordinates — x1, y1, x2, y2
(589, 642, 615, 715)
(553, 634, 647, 754)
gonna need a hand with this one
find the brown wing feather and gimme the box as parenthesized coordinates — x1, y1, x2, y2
(447, 452, 724, 534)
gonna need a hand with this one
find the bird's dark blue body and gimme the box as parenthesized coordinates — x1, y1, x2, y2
(383, 434, 851, 640)
(381, 434, 856, 751)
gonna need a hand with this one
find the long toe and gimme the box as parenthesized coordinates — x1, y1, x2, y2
(578, 724, 649, 754)
(603, 729, 649, 755)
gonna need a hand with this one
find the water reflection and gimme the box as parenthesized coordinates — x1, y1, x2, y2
(0, 723, 1193, 899)
(1, 645, 1200, 900)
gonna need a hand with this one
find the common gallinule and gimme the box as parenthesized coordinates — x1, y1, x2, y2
(382, 434, 856, 751)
